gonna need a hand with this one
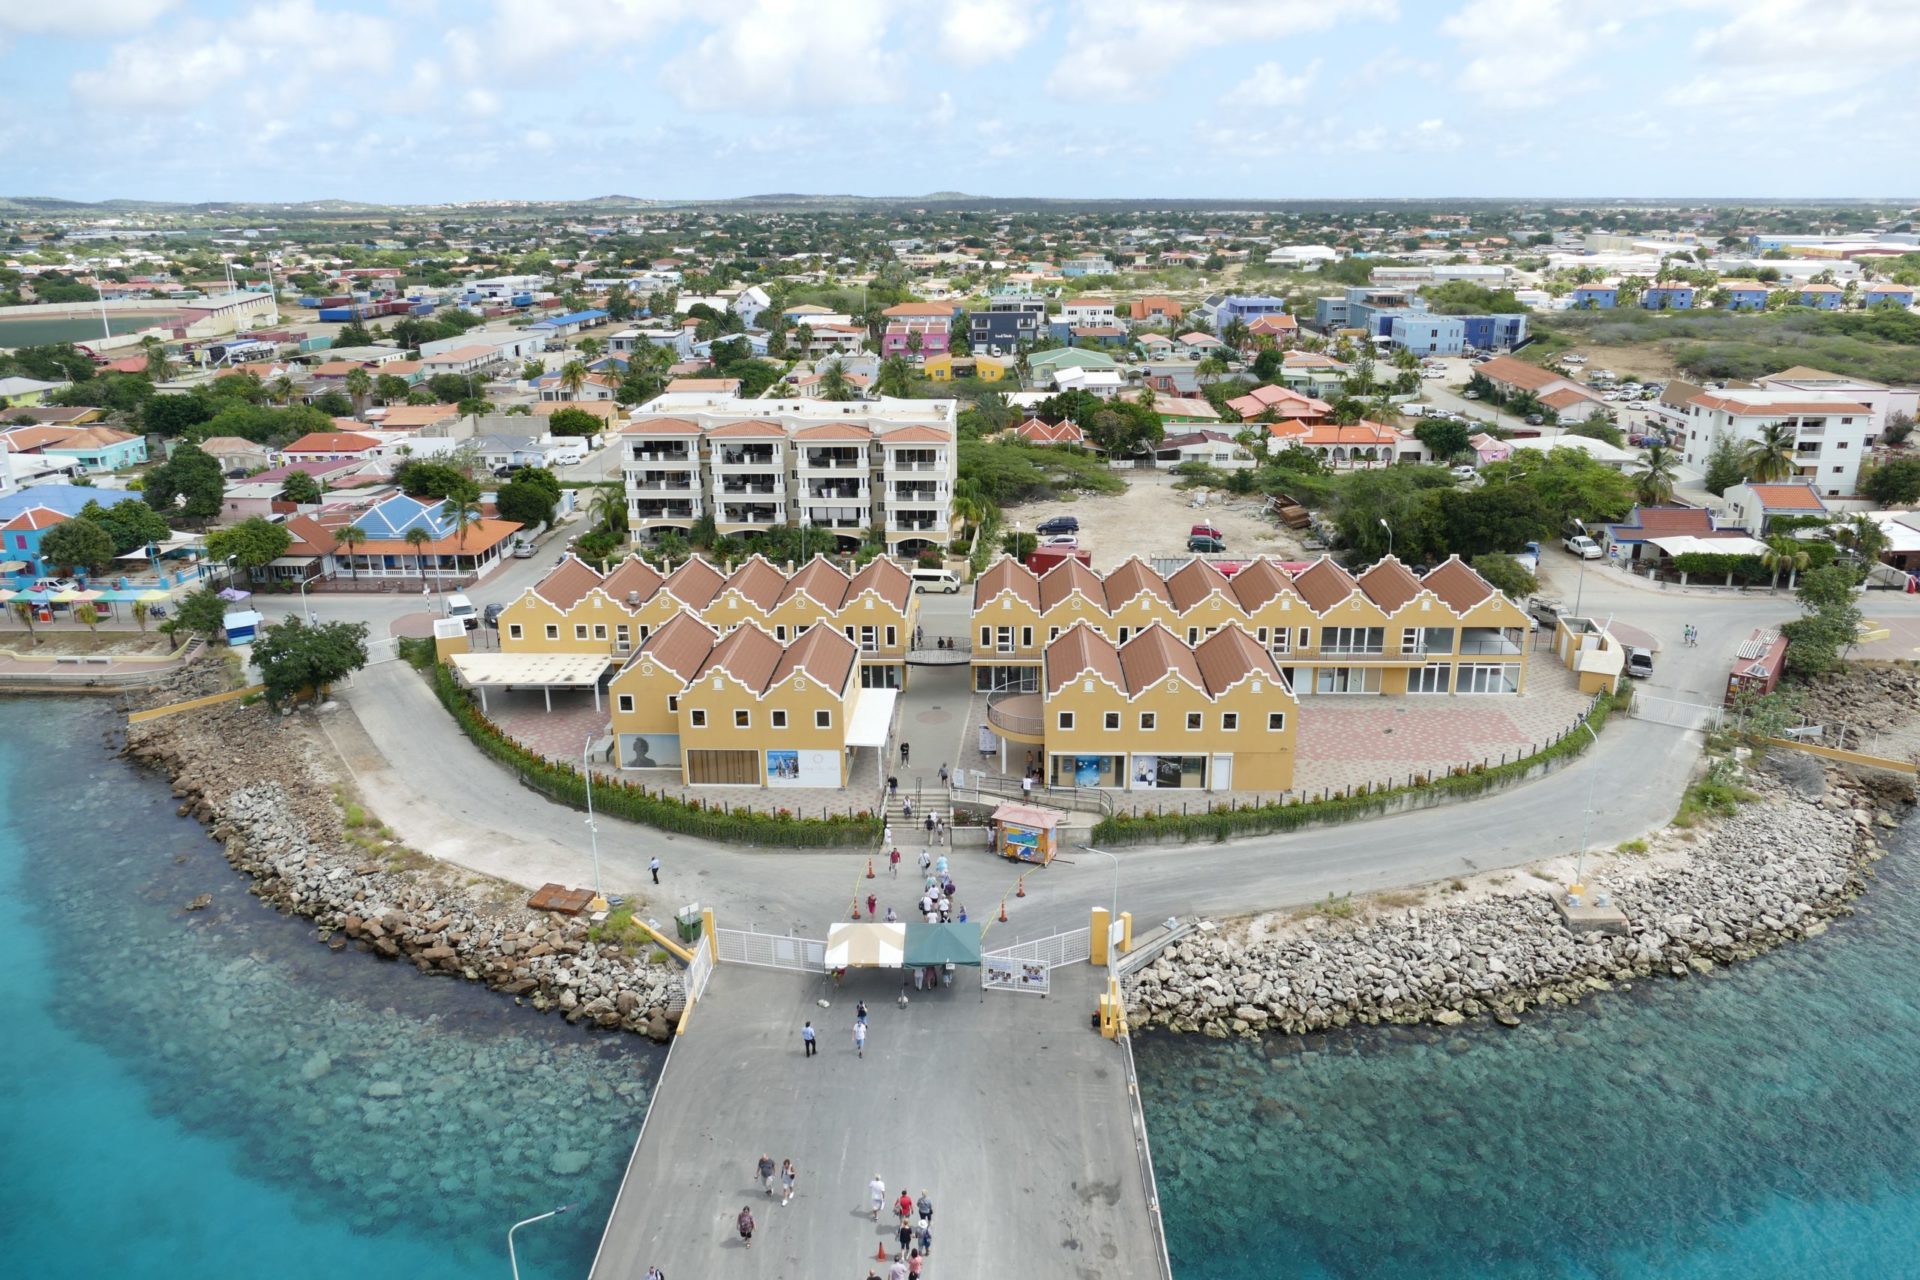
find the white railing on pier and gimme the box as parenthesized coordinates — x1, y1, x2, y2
(1117, 1028, 1175, 1280)
(714, 927, 825, 973)
(684, 935, 714, 1001)
(980, 926, 1091, 969)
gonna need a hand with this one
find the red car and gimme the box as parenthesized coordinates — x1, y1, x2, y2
(1189, 523, 1225, 541)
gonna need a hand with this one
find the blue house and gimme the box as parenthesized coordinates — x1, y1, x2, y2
(41, 426, 149, 474)
(1865, 285, 1915, 308)
(969, 300, 1046, 355)
(1389, 314, 1466, 356)
(1798, 284, 1844, 310)
(1569, 285, 1617, 309)
(530, 308, 610, 339)
(1213, 294, 1290, 333)
(1720, 282, 1769, 311)
(1461, 314, 1529, 351)
(1313, 296, 1350, 330)
(1641, 285, 1695, 310)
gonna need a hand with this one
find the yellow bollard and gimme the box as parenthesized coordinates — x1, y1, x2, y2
(702, 907, 717, 963)
(1118, 911, 1133, 955)
(1090, 906, 1110, 968)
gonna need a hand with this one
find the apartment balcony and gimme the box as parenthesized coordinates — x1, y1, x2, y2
(717, 479, 783, 497)
(985, 690, 1044, 743)
(715, 447, 781, 469)
(628, 445, 693, 464)
(718, 503, 784, 527)
(799, 450, 866, 471)
(884, 454, 945, 474)
(887, 517, 945, 534)
(890, 485, 946, 504)
(804, 480, 868, 501)
(632, 499, 701, 523)
(624, 473, 695, 493)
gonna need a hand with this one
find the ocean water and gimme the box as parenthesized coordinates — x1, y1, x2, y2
(0, 698, 664, 1279)
(1135, 824, 1920, 1280)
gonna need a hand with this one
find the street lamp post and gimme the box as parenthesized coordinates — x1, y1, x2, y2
(1571, 518, 1590, 616)
(1570, 719, 1600, 898)
(224, 555, 239, 590)
(507, 1203, 575, 1280)
(1379, 517, 1393, 561)
(583, 735, 608, 912)
(297, 573, 314, 625)
(1080, 845, 1120, 962)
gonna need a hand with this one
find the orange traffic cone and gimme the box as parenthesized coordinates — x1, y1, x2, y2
(998, 897, 1008, 922)
(866, 856, 875, 879)
(875, 1241, 890, 1262)
(852, 903, 862, 920)
(1016, 874, 1026, 898)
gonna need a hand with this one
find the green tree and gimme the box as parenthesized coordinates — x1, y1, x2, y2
(1567, 413, 1624, 447)
(81, 498, 171, 556)
(252, 617, 370, 709)
(875, 356, 914, 398)
(1760, 534, 1811, 589)
(545, 406, 603, 438)
(404, 526, 432, 581)
(73, 602, 101, 646)
(144, 393, 214, 438)
(496, 477, 556, 530)
(344, 366, 373, 415)
(332, 525, 367, 579)
(1881, 410, 1915, 447)
(162, 587, 228, 643)
(38, 518, 115, 575)
(1702, 431, 1744, 497)
(1741, 421, 1798, 483)
(1414, 418, 1471, 463)
(447, 496, 485, 560)
(1631, 442, 1681, 506)
(1484, 446, 1635, 525)
(1834, 514, 1891, 568)
(557, 359, 589, 401)
(1861, 457, 1920, 506)
(205, 517, 293, 583)
(818, 359, 856, 401)
(393, 459, 480, 504)
(374, 373, 410, 405)
(279, 470, 323, 504)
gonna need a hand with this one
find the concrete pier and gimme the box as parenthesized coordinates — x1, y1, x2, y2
(590, 962, 1163, 1279)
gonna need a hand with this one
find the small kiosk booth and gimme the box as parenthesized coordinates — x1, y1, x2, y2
(990, 802, 1067, 865)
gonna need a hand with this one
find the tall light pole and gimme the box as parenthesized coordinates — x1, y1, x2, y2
(1571, 517, 1590, 616)
(1080, 845, 1120, 962)
(1379, 517, 1393, 561)
(583, 735, 607, 912)
(507, 1203, 575, 1280)
(298, 573, 314, 625)
(1570, 719, 1599, 898)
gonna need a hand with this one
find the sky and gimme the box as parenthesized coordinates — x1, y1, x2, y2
(2, 0, 1918, 205)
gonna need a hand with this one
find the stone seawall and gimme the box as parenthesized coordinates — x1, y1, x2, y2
(1128, 757, 1912, 1038)
(123, 668, 683, 1041)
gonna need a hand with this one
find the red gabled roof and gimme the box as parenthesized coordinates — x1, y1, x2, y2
(284, 431, 381, 454)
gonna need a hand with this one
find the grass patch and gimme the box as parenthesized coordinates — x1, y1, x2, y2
(1310, 892, 1355, 920)
(341, 801, 367, 829)
(587, 903, 655, 951)
(1530, 308, 1920, 385)
(1616, 837, 1650, 855)
(1371, 890, 1422, 910)
(396, 636, 436, 670)
(1675, 759, 1754, 827)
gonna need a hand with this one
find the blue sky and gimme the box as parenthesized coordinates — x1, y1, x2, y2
(3, 0, 1918, 204)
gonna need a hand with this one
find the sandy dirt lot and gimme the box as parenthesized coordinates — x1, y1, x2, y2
(1004, 470, 1309, 570)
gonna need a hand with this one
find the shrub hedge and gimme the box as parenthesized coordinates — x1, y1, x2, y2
(1090, 687, 1629, 847)
(426, 662, 880, 847)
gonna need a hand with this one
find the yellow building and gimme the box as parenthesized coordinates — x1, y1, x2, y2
(499, 552, 919, 688)
(1035, 621, 1299, 791)
(971, 554, 1529, 698)
(607, 616, 871, 787)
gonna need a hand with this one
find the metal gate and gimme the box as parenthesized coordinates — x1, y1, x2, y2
(980, 926, 1090, 994)
(1632, 692, 1723, 731)
(714, 928, 825, 973)
(364, 636, 400, 665)
(982, 956, 1050, 994)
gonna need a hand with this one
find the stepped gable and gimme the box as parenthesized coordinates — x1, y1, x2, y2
(1165, 557, 1235, 612)
(779, 554, 853, 610)
(1422, 555, 1497, 612)
(694, 621, 783, 689)
(1194, 624, 1284, 696)
(1045, 621, 1122, 694)
(1226, 557, 1300, 612)
(660, 556, 728, 609)
(1118, 622, 1205, 694)
(534, 555, 605, 608)
(1103, 556, 1172, 611)
(1038, 556, 1105, 611)
(770, 624, 858, 691)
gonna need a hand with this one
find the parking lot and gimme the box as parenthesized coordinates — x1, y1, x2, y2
(1004, 471, 1309, 571)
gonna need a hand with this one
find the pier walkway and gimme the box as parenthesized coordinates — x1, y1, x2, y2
(590, 960, 1163, 1279)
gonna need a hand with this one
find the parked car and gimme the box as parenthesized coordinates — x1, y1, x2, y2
(30, 577, 75, 594)
(1625, 646, 1655, 679)
(1036, 516, 1079, 536)
(1563, 534, 1603, 560)
(1527, 596, 1567, 626)
(1189, 523, 1225, 541)
(1563, 353, 1588, 365)
(1421, 366, 1446, 378)
(1463, 390, 1481, 400)
(1451, 464, 1479, 481)
(445, 593, 478, 630)
(1524, 414, 1545, 425)
(1187, 534, 1227, 553)
(482, 602, 505, 628)
(1039, 534, 1078, 548)
(909, 567, 961, 593)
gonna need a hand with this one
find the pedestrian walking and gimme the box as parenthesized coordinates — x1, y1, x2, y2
(938, 762, 948, 785)
(884, 822, 894, 846)
(869, 1174, 887, 1221)
(887, 776, 898, 797)
(889, 847, 900, 877)
(956, 903, 967, 923)
(867, 892, 878, 918)
(919, 849, 932, 876)
(887, 1258, 908, 1280)
(917, 1190, 933, 1228)
(736, 1206, 754, 1248)
(936, 816, 946, 846)
(780, 1159, 797, 1205)
(854, 1020, 867, 1058)
(916, 1220, 933, 1256)
(924, 814, 935, 842)
(884, 905, 897, 923)
(801, 1021, 816, 1057)
(909, 1249, 924, 1277)
(649, 855, 660, 885)
(934, 854, 947, 877)
(856, 999, 869, 1025)
(1021, 774, 1033, 797)
(897, 1220, 913, 1253)
(895, 1189, 914, 1224)
(900, 740, 910, 765)
(938, 895, 950, 922)
(757, 1153, 776, 1196)
(902, 796, 913, 820)
(646, 1267, 665, 1280)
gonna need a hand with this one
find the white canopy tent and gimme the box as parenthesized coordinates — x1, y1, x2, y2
(825, 922, 906, 969)
(448, 652, 615, 713)
(845, 688, 898, 789)
(1647, 534, 1771, 558)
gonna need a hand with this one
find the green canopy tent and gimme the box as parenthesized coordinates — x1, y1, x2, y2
(902, 922, 984, 968)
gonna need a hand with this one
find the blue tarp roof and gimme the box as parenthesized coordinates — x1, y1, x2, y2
(533, 308, 608, 328)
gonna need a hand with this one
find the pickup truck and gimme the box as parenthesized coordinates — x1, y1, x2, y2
(1562, 534, 1603, 560)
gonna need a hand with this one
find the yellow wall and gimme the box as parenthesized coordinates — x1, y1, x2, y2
(1044, 668, 1298, 791)
(608, 659, 687, 738)
(677, 671, 854, 786)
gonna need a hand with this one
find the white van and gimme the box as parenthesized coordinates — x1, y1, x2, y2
(910, 568, 961, 594)
(445, 593, 478, 630)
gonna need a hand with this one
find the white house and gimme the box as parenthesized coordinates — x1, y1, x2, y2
(1676, 389, 1877, 497)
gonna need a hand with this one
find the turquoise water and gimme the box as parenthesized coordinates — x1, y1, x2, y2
(1135, 827, 1920, 1279)
(0, 313, 177, 348)
(0, 698, 663, 1279)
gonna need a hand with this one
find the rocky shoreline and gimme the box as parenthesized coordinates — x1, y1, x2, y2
(123, 665, 684, 1041)
(1128, 755, 1913, 1038)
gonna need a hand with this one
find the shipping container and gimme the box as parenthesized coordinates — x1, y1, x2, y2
(1024, 546, 1093, 574)
(1725, 629, 1787, 705)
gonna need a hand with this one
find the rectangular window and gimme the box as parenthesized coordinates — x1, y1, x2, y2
(775, 625, 788, 641)
(1408, 663, 1451, 694)
(508, 624, 523, 640)
(813, 709, 830, 728)
(1320, 626, 1384, 655)
(1186, 627, 1199, 645)
(1314, 667, 1383, 694)
(1186, 712, 1202, 731)
(860, 625, 877, 652)
(1403, 626, 1452, 655)
(995, 626, 1014, 653)
(1117, 626, 1131, 644)
(1104, 711, 1120, 730)
(979, 625, 991, 648)
(616, 624, 630, 650)
(668, 695, 679, 713)
(593, 624, 607, 641)
(1020, 626, 1033, 648)
(690, 708, 706, 726)
(1458, 664, 1520, 694)
(637, 625, 650, 642)
(885, 625, 897, 647)
(617, 694, 634, 713)
(1267, 712, 1287, 731)
(1058, 711, 1075, 731)
(1049, 627, 1060, 642)
(1140, 712, 1156, 730)
(734, 709, 751, 728)
(1222, 712, 1238, 731)
(771, 710, 788, 728)
(1459, 627, 1524, 656)
(544, 624, 559, 640)
(574, 624, 588, 641)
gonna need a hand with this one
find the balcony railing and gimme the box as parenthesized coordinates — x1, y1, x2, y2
(628, 448, 692, 463)
(985, 690, 1044, 739)
(886, 460, 944, 472)
(720, 482, 781, 496)
(717, 450, 779, 467)
(629, 480, 694, 493)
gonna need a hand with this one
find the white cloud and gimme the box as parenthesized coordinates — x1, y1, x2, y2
(664, 0, 902, 111)
(926, 91, 956, 127)
(1673, 0, 1920, 107)
(1047, 0, 1396, 100)
(1440, 0, 1618, 108)
(69, 0, 395, 114)
(440, 0, 686, 77)
(1228, 59, 1321, 107)
(938, 0, 1043, 67)
(0, 0, 176, 37)
(463, 87, 501, 117)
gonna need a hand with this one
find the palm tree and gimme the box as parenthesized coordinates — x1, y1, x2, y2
(344, 366, 372, 416)
(1741, 422, 1798, 482)
(580, 337, 602, 362)
(1761, 534, 1811, 590)
(267, 375, 297, 406)
(1834, 514, 1891, 568)
(74, 602, 100, 647)
(1195, 355, 1229, 385)
(11, 600, 38, 647)
(818, 359, 855, 402)
(587, 483, 628, 540)
(972, 389, 1015, 433)
(876, 356, 913, 398)
(333, 525, 366, 579)
(1221, 317, 1250, 353)
(558, 359, 589, 402)
(404, 526, 432, 586)
(141, 335, 174, 381)
(1632, 443, 1681, 506)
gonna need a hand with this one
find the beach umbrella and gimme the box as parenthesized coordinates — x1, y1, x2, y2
(68, 589, 103, 602)
(49, 589, 83, 603)
(138, 589, 170, 602)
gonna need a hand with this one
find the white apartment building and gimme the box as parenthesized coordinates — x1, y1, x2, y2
(1061, 298, 1119, 327)
(1757, 367, 1920, 427)
(618, 396, 958, 554)
(1677, 390, 1878, 497)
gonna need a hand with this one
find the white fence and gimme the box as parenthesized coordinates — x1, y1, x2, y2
(684, 935, 715, 1002)
(981, 926, 1092, 969)
(715, 927, 826, 973)
(1632, 692, 1723, 732)
(364, 636, 401, 666)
